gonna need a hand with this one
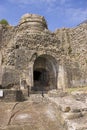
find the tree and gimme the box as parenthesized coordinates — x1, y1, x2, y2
(0, 19, 9, 25)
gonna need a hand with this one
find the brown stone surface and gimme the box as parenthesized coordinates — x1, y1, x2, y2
(0, 92, 87, 130)
(0, 95, 66, 130)
(0, 13, 87, 90)
(0, 13, 87, 129)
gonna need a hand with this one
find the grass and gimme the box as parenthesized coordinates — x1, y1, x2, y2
(66, 86, 87, 94)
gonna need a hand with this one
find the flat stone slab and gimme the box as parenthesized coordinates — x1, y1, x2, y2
(0, 92, 87, 130)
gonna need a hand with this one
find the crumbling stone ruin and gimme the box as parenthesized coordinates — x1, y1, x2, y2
(0, 13, 87, 130)
(0, 13, 87, 101)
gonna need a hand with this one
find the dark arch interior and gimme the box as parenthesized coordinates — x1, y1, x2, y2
(34, 71, 41, 81)
(33, 55, 57, 92)
(33, 69, 49, 91)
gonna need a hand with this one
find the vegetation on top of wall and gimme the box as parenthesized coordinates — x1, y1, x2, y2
(0, 19, 9, 25)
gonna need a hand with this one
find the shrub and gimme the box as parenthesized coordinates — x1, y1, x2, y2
(0, 19, 9, 25)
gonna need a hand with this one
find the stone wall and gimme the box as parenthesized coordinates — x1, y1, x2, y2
(0, 13, 87, 90)
(0, 89, 25, 102)
(55, 24, 87, 87)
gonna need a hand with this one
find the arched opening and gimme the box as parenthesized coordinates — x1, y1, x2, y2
(33, 68, 49, 91)
(34, 70, 42, 81)
(33, 54, 58, 92)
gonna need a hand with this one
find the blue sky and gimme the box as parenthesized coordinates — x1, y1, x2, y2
(0, 0, 87, 31)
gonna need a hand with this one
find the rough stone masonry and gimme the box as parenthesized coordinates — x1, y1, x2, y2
(0, 13, 87, 94)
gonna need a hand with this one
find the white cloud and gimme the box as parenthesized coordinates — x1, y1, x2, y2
(8, 0, 31, 4)
(60, 0, 70, 5)
(39, 0, 70, 4)
(0, 5, 6, 13)
(64, 8, 87, 25)
(8, 0, 68, 5)
(7, 0, 87, 27)
(0, 5, 6, 19)
(7, 0, 57, 9)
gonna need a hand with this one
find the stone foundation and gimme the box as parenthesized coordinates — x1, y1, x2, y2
(0, 89, 26, 102)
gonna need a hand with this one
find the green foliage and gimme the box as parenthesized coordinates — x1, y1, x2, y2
(0, 19, 9, 25)
(66, 86, 87, 94)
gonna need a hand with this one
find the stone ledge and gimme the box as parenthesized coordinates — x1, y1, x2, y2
(0, 89, 25, 102)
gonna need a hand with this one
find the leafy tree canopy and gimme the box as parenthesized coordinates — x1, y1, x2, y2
(0, 19, 9, 25)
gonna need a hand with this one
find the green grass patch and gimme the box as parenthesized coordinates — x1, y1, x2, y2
(66, 86, 87, 94)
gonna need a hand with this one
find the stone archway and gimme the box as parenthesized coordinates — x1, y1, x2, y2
(33, 54, 58, 91)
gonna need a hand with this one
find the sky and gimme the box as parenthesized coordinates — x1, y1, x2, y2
(0, 0, 87, 31)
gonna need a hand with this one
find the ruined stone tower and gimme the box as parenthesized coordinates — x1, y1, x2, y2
(0, 13, 87, 99)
